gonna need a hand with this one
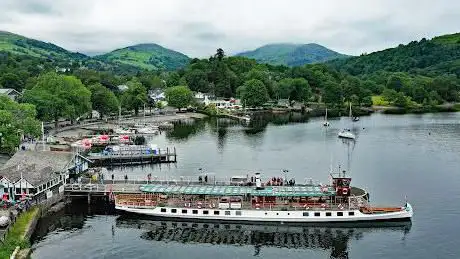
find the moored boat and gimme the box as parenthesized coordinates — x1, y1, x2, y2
(338, 129, 356, 139)
(114, 171, 413, 224)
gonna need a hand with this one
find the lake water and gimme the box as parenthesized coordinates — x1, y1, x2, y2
(30, 112, 460, 259)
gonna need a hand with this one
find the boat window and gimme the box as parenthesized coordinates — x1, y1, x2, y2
(314, 212, 321, 217)
(348, 211, 355, 216)
(171, 209, 177, 213)
(203, 210, 209, 215)
(214, 211, 220, 215)
(225, 211, 231, 215)
(192, 210, 198, 214)
(303, 212, 309, 217)
(326, 212, 332, 217)
(182, 209, 187, 214)
(160, 208, 167, 213)
(337, 212, 343, 216)
(236, 211, 242, 216)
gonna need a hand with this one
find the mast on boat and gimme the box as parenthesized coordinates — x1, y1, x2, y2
(349, 102, 352, 119)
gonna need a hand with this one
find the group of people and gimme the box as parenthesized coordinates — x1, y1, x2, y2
(198, 175, 208, 183)
(266, 177, 296, 186)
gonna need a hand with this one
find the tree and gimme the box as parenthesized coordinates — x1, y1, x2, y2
(277, 78, 312, 103)
(361, 96, 373, 107)
(23, 72, 91, 126)
(165, 86, 193, 110)
(0, 73, 24, 91)
(0, 96, 41, 153)
(166, 72, 181, 87)
(322, 81, 342, 107)
(89, 83, 119, 119)
(120, 79, 148, 115)
(215, 48, 225, 61)
(239, 79, 269, 108)
(185, 69, 209, 92)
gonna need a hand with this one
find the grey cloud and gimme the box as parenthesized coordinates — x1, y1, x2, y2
(2, 0, 58, 15)
(0, 0, 459, 57)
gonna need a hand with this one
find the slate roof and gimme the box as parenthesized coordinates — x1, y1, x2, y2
(0, 151, 73, 186)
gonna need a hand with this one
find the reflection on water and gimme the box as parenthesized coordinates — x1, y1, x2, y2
(116, 215, 411, 259)
(31, 201, 412, 259)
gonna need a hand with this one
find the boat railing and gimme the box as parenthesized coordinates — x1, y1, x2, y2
(115, 194, 354, 211)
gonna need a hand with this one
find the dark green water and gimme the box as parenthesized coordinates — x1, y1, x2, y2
(31, 112, 460, 259)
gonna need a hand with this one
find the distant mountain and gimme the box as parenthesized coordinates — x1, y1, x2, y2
(235, 43, 348, 66)
(327, 32, 460, 77)
(95, 43, 190, 71)
(0, 31, 87, 61)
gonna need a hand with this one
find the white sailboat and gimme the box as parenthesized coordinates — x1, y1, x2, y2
(350, 102, 360, 122)
(323, 108, 330, 126)
(338, 103, 356, 139)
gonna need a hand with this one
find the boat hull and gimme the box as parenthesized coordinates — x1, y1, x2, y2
(115, 203, 413, 224)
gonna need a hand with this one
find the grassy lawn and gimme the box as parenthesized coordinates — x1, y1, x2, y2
(0, 207, 39, 259)
(371, 95, 390, 106)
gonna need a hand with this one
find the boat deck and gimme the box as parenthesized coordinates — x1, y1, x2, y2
(139, 184, 339, 197)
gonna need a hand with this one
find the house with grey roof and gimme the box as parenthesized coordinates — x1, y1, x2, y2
(0, 151, 90, 200)
(0, 88, 21, 101)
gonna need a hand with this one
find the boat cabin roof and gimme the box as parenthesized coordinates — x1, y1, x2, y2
(139, 184, 336, 197)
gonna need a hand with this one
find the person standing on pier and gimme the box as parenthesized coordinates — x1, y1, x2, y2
(147, 173, 152, 183)
(111, 174, 114, 184)
(124, 174, 128, 183)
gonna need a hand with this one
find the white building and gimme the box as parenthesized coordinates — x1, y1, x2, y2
(0, 151, 90, 201)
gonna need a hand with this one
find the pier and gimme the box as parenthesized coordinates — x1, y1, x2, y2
(86, 147, 177, 166)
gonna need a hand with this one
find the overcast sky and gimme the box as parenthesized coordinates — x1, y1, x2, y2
(0, 0, 459, 57)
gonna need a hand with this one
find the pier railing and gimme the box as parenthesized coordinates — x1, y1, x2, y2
(64, 183, 142, 193)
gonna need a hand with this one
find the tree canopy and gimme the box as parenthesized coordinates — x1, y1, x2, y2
(89, 83, 119, 119)
(238, 79, 269, 107)
(0, 96, 41, 153)
(120, 78, 148, 115)
(165, 85, 193, 109)
(22, 72, 92, 124)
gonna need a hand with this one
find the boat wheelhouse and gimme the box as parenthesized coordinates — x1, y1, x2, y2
(115, 172, 413, 224)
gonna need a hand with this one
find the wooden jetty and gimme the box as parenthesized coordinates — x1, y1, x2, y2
(86, 147, 177, 166)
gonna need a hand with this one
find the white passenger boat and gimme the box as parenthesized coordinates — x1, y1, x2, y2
(115, 172, 413, 224)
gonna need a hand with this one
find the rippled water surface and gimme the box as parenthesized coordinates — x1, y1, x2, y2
(31, 112, 460, 259)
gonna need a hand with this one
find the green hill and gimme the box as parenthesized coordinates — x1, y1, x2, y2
(327, 32, 460, 77)
(96, 43, 190, 71)
(0, 31, 87, 61)
(235, 43, 348, 66)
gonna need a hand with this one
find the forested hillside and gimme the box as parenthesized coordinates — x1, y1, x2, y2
(236, 43, 347, 66)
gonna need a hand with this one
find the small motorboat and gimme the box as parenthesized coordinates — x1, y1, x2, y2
(0, 216, 10, 227)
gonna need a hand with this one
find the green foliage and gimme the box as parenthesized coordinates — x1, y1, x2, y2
(236, 43, 347, 66)
(23, 72, 91, 123)
(322, 81, 342, 106)
(165, 85, 193, 109)
(88, 83, 119, 118)
(328, 33, 460, 77)
(0, 72, 24, 91)
(0, 31, 86, 61)
(96, 43, 190, 71)
(120, 78, 148, 115)
(0, 207, 38, 258)
(277, 78, 312, 102)
(239, 79, 269, 107)
(361, 96, 373, 107)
